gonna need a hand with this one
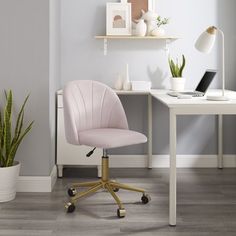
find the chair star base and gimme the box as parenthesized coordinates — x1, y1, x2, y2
(65, 155, 151, 218)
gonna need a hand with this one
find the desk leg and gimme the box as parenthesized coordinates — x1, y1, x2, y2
(218, 115, 223, 169)
(148, 94, 153, 169)
(169, 110, 177, 226)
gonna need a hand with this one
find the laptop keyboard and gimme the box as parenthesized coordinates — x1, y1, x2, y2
(167, 91, 204, 97)
(182, 92, 204, 97)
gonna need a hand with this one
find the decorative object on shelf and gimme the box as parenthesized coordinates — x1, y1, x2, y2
(141, 10, 158, 36)
(128, 0, 155, 21)
(151, 16, 169, 37)
(131, 81, 151, 91)
(168, 55, 186, 91)
(106, 2, 132, 36)
(195, 26, 228, 101)
(134, 19, 147, 36)
(0, 91, 34, 202)
(114, 74, 124, 90)
(123, 64, 132, 90)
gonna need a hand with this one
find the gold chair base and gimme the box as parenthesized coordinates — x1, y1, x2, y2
(65, 155, 151, 217)
(69, 179, 146, 210)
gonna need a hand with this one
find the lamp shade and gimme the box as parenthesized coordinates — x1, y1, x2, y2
(195, 27, 217, 53)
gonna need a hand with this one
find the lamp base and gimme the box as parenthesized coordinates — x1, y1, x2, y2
(207, 95, 229, 101)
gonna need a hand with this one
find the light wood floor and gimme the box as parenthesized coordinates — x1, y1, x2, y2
(1, 168, 236, 236)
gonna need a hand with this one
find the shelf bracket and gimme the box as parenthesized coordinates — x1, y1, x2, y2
(103, 39, 108, 56)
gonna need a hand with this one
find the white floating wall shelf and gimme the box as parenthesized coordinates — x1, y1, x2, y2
(95, 35, 179, 55)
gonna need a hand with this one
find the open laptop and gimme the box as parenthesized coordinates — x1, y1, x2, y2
(167, 70, 217, 97)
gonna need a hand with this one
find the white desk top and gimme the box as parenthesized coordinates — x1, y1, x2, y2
(57, 89, 150, 95)
(151, 90, 236, 108)
(57, 88, 236, 108)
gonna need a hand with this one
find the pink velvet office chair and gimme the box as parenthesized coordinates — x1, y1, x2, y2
(63, 80, 150, 218)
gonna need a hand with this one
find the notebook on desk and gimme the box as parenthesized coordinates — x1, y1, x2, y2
(167, 70, 217, 97)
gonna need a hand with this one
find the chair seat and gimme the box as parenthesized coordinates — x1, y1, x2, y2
(79, 128, 147, 149)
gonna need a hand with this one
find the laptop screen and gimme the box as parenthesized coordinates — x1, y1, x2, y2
(195, 70, 217, 93)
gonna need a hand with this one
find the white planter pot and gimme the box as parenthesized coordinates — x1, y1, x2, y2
(170, 77, 186, 91)
(0, 161, 20, 202)
(151, 27, 165, 37)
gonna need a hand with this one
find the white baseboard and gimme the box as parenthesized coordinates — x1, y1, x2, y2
(16, 155, 236, 193)
(17, 165, 57, 192)
(109, 154, 236, 168)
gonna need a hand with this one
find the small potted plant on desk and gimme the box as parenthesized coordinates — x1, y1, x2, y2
(168, 55, 186, 91)
(0, 91, 33, 202)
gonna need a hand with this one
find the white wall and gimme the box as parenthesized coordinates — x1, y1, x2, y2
(0, 0, 52, 176)
(49, 0, 61, 171)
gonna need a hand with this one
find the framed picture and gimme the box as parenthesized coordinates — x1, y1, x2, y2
(128, 0, 155, 21)
(106, 3, 132, 36)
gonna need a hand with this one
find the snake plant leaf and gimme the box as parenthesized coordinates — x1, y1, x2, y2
(6, 90, 12, 119)
(0, 110, 2, 148)
(179, 55, 186, 77)
(7, 121, 34, 167)
(170, 60, 177, 77)
(0, 108, 4, 150)
(3, 91, 12, 159)
(168, 58, 175, 77)
(0, 110, 3, 166)
(12, 94, 29, 145)
(3, 108, 11, 160)
(175, 64, 180, 77)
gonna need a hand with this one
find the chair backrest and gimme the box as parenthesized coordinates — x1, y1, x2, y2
(63, 80, 129, 145)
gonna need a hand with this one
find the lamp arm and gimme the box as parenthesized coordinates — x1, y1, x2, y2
(218, 28, 225, 97)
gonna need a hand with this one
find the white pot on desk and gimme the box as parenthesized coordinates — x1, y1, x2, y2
(170, 77, 186, 91)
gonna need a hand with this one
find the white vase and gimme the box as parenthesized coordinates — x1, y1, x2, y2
(141, 10, 158, 36)
(151, 27, 165, 37)
(114, 74, 123, 90)
(0, 161, 21, 202)
(146, 21, 156, 36)
(135, 19, 147, 37)
(123, 64, 132, 91)
(170, 77, 186, 91)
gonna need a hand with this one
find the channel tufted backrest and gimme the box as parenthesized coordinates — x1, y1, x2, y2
(63, 80, 129, 145)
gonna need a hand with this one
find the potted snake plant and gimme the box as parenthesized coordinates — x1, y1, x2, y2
(0, 90, 33, 202)
(168, 55, 186, 91)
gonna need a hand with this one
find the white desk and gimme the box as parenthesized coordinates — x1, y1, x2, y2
(57, 88, 236, 226)
(151, 89, 236, 226)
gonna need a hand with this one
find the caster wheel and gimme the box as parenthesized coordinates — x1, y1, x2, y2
(117, 208, 126, 218)
(65, 202, 75, 213)
(141, 194, 151, 204)
(113, 188, 119, 192)
(68, 188, 77, 197)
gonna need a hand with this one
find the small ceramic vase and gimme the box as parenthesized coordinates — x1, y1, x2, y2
(123, 64, 132, 91)
(135, 19, 147, 37)
(141, 10, 158, 36)
(114, 74, 123, 90)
